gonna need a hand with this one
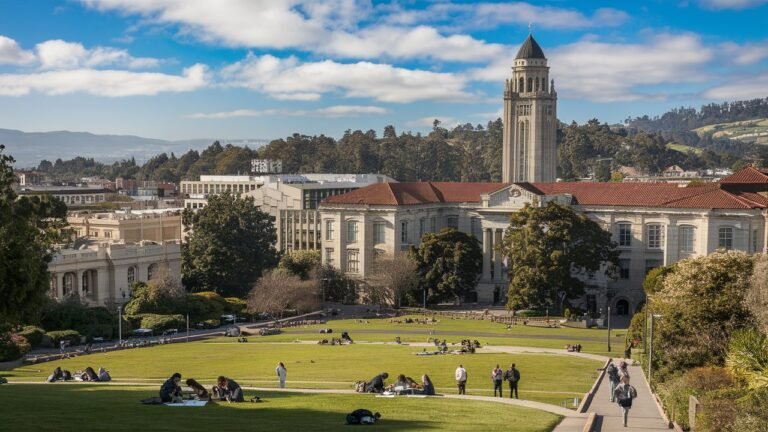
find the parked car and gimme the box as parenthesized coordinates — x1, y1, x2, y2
(132, 328, 153, 337)
(162, 329, 178, 336)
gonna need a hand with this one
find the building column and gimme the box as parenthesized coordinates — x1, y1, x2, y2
(664, 223, 677, 266)
(482, 229, 492, 281)
(493, 229, 503, 282)
(56, 273, 64, 299)
(76, 270, 84, 298)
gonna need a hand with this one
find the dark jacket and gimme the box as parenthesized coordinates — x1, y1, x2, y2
(421, 382, 435, 396)
(504, 368, 521, 383)
(160, 377, 181, 402)
(368, 374, 386, 392)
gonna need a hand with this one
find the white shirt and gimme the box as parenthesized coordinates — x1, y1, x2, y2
(276, 366, 287, 380)
(455, 367, 467, 382)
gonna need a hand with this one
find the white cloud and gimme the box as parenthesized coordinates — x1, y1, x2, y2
(698, 0, 768, 9)
(78, 0, 503, 62)
(221, 54, 475, 103)
(702, 74, 768, 100)
(188, 105, 387, 119)
(471, 33, 713, 102)
(35, 39, 160, 70)
(0, 35, 36, 65)
(406, 116, 457, 128)
(719, 41, 768, 65)
(0, 64, 207, 97)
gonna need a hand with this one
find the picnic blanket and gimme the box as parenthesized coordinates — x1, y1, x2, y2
(164, 400, 208, 407)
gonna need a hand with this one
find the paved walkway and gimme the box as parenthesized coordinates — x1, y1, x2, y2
(586, 361, 670, 431)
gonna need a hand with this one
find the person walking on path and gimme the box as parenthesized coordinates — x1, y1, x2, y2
(491, 364, 504, 397)
(455, 364, 467, 395)
(606, 360, 620, 402)
(504, 363, 521, 399)
(618, 361, 630, 381)
(614, 376, 638, 427)
(276, 362, 287, 388)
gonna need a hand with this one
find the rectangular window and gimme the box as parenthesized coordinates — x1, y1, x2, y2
(718, 227, 734, 250)
(373, 223, 385, 244)
(471, 217, 482, 239)
(618, 259, 630, 280)
(446, 216, 459, 230)
(347, 250, 359, 273)
(325, 220, 335, 241)
(325, 248, 334, 266)
(419, 218, 426, 239)
(753, 229, 758, 253)
(347, 221, 358, 243)
(618, 223, 632, 247)
(401, 221, 409, 244)
(645, 259, 663, 275)
(430, 217, 436, 233)
(647, 224, 664, 249)
(679, 226, 695, 253)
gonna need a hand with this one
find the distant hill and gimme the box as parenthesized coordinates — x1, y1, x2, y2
(0, 128, 269, 168)
(693, 118, 768, 145)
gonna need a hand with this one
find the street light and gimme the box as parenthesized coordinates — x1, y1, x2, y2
(648, 313, 663, 387)
(117, 304, 122, 346)
(607, 305, 612, 352)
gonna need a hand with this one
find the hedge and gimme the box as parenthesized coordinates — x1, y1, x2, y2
(0, 334, 31, 362)
(45, 330, 82, 346)
(17, 326, 45, 347)
(127, 314, 185, 332)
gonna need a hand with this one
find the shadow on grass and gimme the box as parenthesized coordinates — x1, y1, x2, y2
(0, 385, 439, 432)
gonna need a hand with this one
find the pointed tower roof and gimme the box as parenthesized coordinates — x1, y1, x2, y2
(515, 34, 546, 60)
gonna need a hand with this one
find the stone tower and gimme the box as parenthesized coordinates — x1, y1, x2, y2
(502, 34, 558, 183)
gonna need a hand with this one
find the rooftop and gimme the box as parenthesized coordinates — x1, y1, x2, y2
(515, 34, 546, 60)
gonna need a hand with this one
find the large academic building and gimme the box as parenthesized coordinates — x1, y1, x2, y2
(318, 35, 768, 316)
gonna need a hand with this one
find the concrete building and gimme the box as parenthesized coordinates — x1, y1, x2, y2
(17, 186, 108, 207)
(66, 209, 183, 243)
(48, 241, 181, 306)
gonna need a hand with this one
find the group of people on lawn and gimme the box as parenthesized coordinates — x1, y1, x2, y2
(157, 362, 289, 403)
(47, 366, 110, 383)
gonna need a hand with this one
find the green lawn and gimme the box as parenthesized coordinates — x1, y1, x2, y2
(0, 385, 562, 432)
(8, 342, 600, 407)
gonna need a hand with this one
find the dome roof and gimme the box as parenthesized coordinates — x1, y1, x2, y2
(515, 35, 546, 60)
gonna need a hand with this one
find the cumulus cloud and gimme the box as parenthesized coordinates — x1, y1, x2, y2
(470, 33, 713, 102)
(78, 0, 503, 62)
(188, 105, 387, 119)
(36, 39, 161, 70)
(719, 41, 768, 65)
(698, 0, 768, 9)
(703, 74, 768, 100)
(221, 54, 475, 103)
(0, 64, 207, 97)
(0, 35, 36, 65)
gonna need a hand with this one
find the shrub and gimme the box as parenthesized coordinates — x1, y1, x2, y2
(17, 326, 45, 347)
(515, 310, 544, 317)
(563, 308, 572, 320)
(132, 314, 185, 332)
(625, 307, 645, 349)
(41, 298, 118, 339)
(224, 297, 247, 315)
(726, 329, 768, 391)
(0, 333, 31, 362)
(46, 330, 82, 346)
(658, 367, 735, 429)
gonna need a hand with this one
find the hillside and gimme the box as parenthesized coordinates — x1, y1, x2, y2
(694, 118, 768, 145)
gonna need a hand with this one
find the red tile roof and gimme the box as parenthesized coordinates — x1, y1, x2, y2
(720, 166, 768, 184)
(322, 182, 507, 205)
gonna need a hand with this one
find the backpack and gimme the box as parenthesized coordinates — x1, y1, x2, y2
(506, 369, 520, 383)
(607, 365, 619, 381)
(355, 381, 367, 393)
(629, 385, 637, 399)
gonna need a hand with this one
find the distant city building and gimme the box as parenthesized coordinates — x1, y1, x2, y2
(251, 159, 283, 174)
(17, 186, 108, 207)
(15, 170, 45, 186)
(66, 208, 183, 243)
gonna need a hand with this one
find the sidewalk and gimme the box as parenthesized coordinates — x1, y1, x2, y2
(587, 361, 670, 431)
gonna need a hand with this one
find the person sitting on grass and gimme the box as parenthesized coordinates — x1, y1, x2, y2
(83, 366, 100, 382)
(418, 374, 435, 396)
(346, 409, 381, 425)
(97, 367, 111, 382)
(160, 373, 183, 403)
(47, 367, 63, 382)
(365, 372, 388, 393)
(212, 376, 245, 402)
(186, 378, 209, 399)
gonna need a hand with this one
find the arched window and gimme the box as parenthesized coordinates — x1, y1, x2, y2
(535, 77, 539, 92)
(147, 263, 159, 280)
(82, 272, 89, 295)
(527, 77, 533, 92)
(542, 79, 547, 92)
(518, 77, 524, 93)
(127, 266, 136, 285)
(63, 272, 75, 296)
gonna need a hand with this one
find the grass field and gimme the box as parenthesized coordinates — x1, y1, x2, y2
(694, 118, 768, 144)
(1, 315, 608, 431)
(0, 385, 562, 432)
(667, 143, 702, 155)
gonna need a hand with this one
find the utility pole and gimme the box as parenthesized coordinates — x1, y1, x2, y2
(607, 305, 612, 352)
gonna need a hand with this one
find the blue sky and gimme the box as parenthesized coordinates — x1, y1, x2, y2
(0, 0, 767, 142)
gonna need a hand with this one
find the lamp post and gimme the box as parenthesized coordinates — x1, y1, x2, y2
(423, 287, 427, 311)
(607, 305, 612, 352)
(117, 304, 122, 346)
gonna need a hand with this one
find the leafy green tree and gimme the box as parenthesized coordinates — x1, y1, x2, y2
(409, 228, 482, 304)
(650, 251, 754, 379)
(182, 192, 278, 297)
(498, 202, 619, 311)
(0, 145, 67, 327)
(278, 250, 321, 280)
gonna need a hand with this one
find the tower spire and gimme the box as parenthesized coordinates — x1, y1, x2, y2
(528, 22, 532, 35)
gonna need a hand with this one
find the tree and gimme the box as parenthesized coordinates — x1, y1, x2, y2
(278, 250, 321, 280)
(409, 228, 482, 304)
(0, 145, 67, 327)
(247, 270, 319, 320)
(650, 251, 755, 378)
(316, 264, 356, 304)
(182, 192, 278, 297)
(367, 253, 420, 306)
(747, 254, 768, 335)
(498, 202, 619, 311)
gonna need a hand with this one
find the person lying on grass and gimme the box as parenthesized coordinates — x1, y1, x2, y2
(212, 376, 245, 402)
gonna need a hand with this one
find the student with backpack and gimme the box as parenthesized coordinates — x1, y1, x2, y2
(504, 363, 521, 399)
(455, 365, 467, 395)
(614, 376, 638, 427)
(491, 364, 504, 397)
(606, 361, 620, 402)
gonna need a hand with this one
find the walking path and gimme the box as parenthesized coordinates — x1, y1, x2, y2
(585, 361, 670, 431)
